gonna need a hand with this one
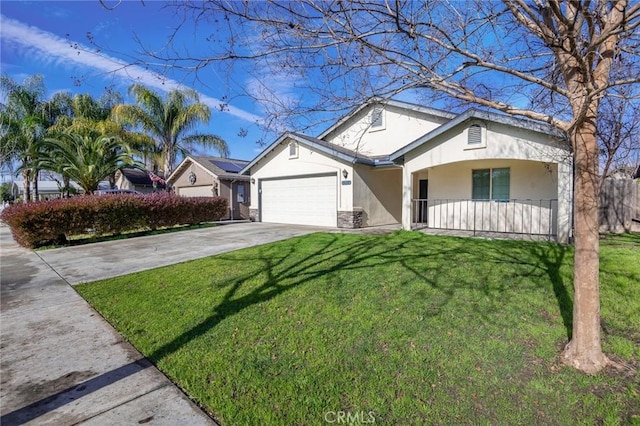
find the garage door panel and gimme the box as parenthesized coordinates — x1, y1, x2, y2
(261, 174, 337, 227)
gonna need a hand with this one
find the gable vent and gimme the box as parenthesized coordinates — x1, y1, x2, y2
(371, 106, 384, 129)
(468, 124, 482, 145)
(289, 142, 298, 158)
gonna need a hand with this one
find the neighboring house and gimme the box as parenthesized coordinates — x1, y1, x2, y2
(167, 156, 251, 220)
(241, 99, 573, 243)
(14, 180, 84, 200)
(115, 168, 166, 194)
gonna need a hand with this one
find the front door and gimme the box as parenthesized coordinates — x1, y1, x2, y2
(418, 179, 428, 223)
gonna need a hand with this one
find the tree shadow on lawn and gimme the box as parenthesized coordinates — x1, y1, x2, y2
(146, 232, 574, 364)
(480, 240, 573, 339)
(397, 236, 573, 339)
(146, 233, 457, 364)
(530, 243, 573, 339)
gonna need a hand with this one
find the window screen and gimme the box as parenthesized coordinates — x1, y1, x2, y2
(472, 169, 490, 200)
(472, 168, 510, 200)
(491, 168, 510, 200)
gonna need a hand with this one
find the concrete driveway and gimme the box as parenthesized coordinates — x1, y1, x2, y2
(1, 222, 322, 425)
(37, 222, 325, 285)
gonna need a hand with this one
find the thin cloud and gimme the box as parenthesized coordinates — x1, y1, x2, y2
(0, 15, 262, 124)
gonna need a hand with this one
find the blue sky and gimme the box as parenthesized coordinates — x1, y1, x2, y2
(0, 0, 270, 163)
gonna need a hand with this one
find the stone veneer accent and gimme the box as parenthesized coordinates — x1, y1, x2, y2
(249, 208, 259, 222)
(337, 209, 364, 228)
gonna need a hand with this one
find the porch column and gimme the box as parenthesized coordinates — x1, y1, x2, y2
(401, 165, 413, 230)
(557, 160, 573, 243)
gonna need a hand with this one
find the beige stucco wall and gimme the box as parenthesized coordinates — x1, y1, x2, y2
(178, 185, 214, 197)
(172, 160, 250, 219)
(219, 180, 250, 220)
(172, 161, 216, 190)
(422, 200, 558, 236)
(115, 173, 132, 191)
(322, 104, 449, 157)
(419, 160, 558, 200)
(115, 174, 156, 194)
(411, 160, 559, 235)
(353, 165, 402, 226)
(401, 120, 572, 242)
(248, 137, 354, 212)
(404, 121, 569, 171)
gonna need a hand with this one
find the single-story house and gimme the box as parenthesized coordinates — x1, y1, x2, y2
(241, 99, 573, 243)
(115, 168, 166, 194)
(167, 156, 251, 220)
(13, 180, 84, 200)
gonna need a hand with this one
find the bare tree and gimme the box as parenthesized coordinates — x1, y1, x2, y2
(597, 89, 640, 181)
(133, 0, 640, 374)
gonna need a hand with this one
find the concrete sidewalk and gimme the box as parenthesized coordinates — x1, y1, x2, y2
(0, 225, 216, 425)
(0, 222, 323, 425)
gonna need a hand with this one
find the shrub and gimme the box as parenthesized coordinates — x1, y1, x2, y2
(0, 194, 228, 248)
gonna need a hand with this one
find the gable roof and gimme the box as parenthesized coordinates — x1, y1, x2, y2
(243, 101, 567, 174)
(239, 132, 397, 175)
(167, 156, 250, 184)
(119, 168, 166, 188)
(390, 108, 567, 161)
(317, 98, 456, 140)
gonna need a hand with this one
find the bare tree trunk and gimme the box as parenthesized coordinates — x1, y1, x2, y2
(561, 116, 609, 374)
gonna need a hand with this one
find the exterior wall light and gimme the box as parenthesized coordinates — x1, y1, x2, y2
(342, 169, 348, 179)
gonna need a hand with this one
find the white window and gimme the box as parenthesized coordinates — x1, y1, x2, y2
(289, 142, 298, 159)
(370, 105, 385, 131)
(472, 168, 510, 201)
(466, 122, 486, 149)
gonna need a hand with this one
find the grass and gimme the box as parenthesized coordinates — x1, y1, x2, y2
(76, 231, 640, 425)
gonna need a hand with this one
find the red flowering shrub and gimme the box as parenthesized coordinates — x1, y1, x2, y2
(0, 194, 228, 248)
(144, 193, 228, 229)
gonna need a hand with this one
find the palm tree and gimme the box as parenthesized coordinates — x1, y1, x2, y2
(112, 84, 228, 175)
(0, 75, 48, 202)
(46, 91, 154, 188)
(41, 132, 141, 194)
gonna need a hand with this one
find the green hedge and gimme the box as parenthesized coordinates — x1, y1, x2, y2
(1, 193, 228, 248)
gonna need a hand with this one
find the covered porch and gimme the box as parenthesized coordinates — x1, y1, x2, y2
(404, 159, 572, 242)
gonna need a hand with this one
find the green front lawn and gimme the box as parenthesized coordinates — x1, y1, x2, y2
(76, 232, 640, 425)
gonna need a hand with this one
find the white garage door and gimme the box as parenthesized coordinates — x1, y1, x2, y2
(261, 174, 337, 227)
